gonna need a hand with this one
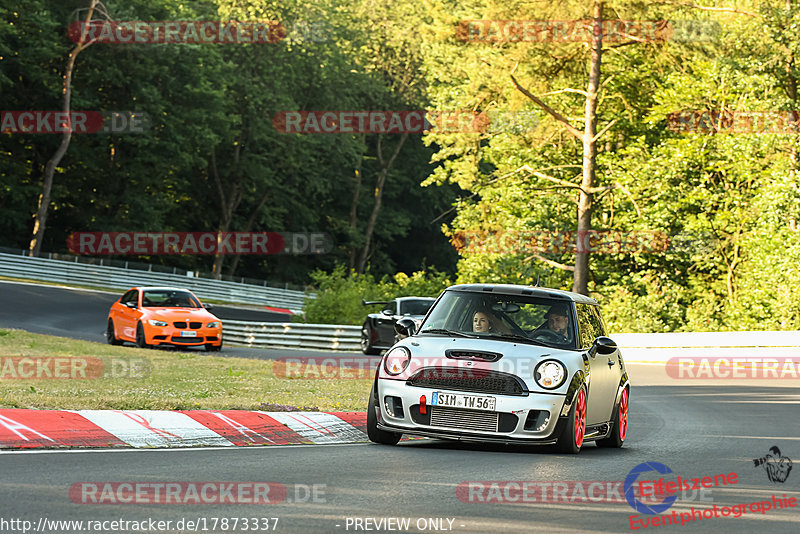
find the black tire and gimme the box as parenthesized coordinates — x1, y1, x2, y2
(361, 322, 381, 355)
(596, 387, 629, 448)
(367, 383, 401, 445)
(135, 322, 150, 349)
(106, 319, 123, 345)
(555, 386, 587, 454)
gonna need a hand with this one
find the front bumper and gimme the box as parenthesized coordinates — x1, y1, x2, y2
(376, 378, 568, 443)
(145, 327, 222, 347)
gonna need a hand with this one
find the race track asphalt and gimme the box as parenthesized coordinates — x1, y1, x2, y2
(1, 386, 798, 533)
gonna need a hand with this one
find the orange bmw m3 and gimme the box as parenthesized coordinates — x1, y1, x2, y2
(106, 287, 223, 351)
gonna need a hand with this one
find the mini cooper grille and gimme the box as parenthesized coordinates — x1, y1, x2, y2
(407, 367, 526, 396)
(445, 349, 502, 362)
(429, 407, 499, 432)
(173, 322, 202, 329)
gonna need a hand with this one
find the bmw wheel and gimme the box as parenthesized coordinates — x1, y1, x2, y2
(106, 319, 123, 346)
(361, 321, 381, 355)
(135, 322, 150, 349)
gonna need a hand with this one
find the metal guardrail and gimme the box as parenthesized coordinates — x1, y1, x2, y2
(221, 322, 800, 356)
(0, 252, 310, 311)
(224, 320, 360, 351)
(611, 331, 800, 362)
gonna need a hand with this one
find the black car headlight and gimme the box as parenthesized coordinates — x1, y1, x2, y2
(534, 359, 567, 389)
(384, 346, 411, 375)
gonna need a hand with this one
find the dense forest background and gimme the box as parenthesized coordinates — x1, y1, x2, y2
(2, 0, 799, 332)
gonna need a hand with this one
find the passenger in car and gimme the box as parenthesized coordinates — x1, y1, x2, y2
(472, 309, 511, 334)
(472, 310, 492, 332)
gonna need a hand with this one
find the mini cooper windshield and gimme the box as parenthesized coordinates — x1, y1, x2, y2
(418, 290, 578, 349)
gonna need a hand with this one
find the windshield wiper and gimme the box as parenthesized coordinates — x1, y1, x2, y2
(487, 332, 550, 346)
(420, 328, 478, 338)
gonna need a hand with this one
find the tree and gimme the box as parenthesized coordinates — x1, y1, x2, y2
(28, 0, 107, 257)
(509, 0, 615, 294)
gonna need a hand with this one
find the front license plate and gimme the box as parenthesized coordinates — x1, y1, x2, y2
(180, 331, 197, 337)
(431, 392, 496, 411)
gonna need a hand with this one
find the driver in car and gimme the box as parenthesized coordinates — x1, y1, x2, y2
(534, 303, 572, 342)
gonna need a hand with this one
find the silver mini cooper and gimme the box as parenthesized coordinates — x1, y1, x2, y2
(366, 284, 629, 453)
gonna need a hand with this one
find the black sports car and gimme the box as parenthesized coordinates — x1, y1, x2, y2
(360, 297, 436, 354)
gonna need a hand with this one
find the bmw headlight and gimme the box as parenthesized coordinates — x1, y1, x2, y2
(206, 321, 221, 328)
(534, 360, 567, 389)
(148, 320, 168, 327)
(384, 346, 411, 375)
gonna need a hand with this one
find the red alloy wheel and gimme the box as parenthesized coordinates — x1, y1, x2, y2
(618, 388, 629, 441)
(574, 388, 587, 447)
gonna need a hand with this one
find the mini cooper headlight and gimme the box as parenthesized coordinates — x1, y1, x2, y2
(384, 346, 411, 375)
(534, 360, 567, 389)
(206, 321, 221, 328)
(148, 320, 168, 327)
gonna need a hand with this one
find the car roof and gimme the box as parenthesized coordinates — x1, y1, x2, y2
(396, 296, 436, 302)
(445, 283, 598, 305)
(131, 287, 196, 292)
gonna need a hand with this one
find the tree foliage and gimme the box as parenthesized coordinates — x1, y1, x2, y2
(3, 0, 799, 331)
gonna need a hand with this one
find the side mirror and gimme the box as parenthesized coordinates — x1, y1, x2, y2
(592, 336, 618, 356)
(124, 301, 137, 309)
(395, 318, 417, 338)
(203, 303, 214, 310)
(382, 308, 394, 316)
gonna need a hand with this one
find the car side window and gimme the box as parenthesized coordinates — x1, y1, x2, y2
(590, 306, 607, 337)
(122, 290, 139, 306)
(576, 303, 601, 349)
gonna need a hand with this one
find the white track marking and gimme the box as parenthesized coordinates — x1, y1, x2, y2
(73, 410, 234, 448)
(265, 412, 367, 444)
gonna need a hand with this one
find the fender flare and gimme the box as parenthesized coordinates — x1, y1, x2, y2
(613, 371, 630, 407)
(560, 369, 588, 418)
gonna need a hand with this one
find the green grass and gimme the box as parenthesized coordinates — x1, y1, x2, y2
(0, 329, 371, 411)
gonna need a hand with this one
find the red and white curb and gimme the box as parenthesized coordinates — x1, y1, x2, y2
(0, 409, 370, 449)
